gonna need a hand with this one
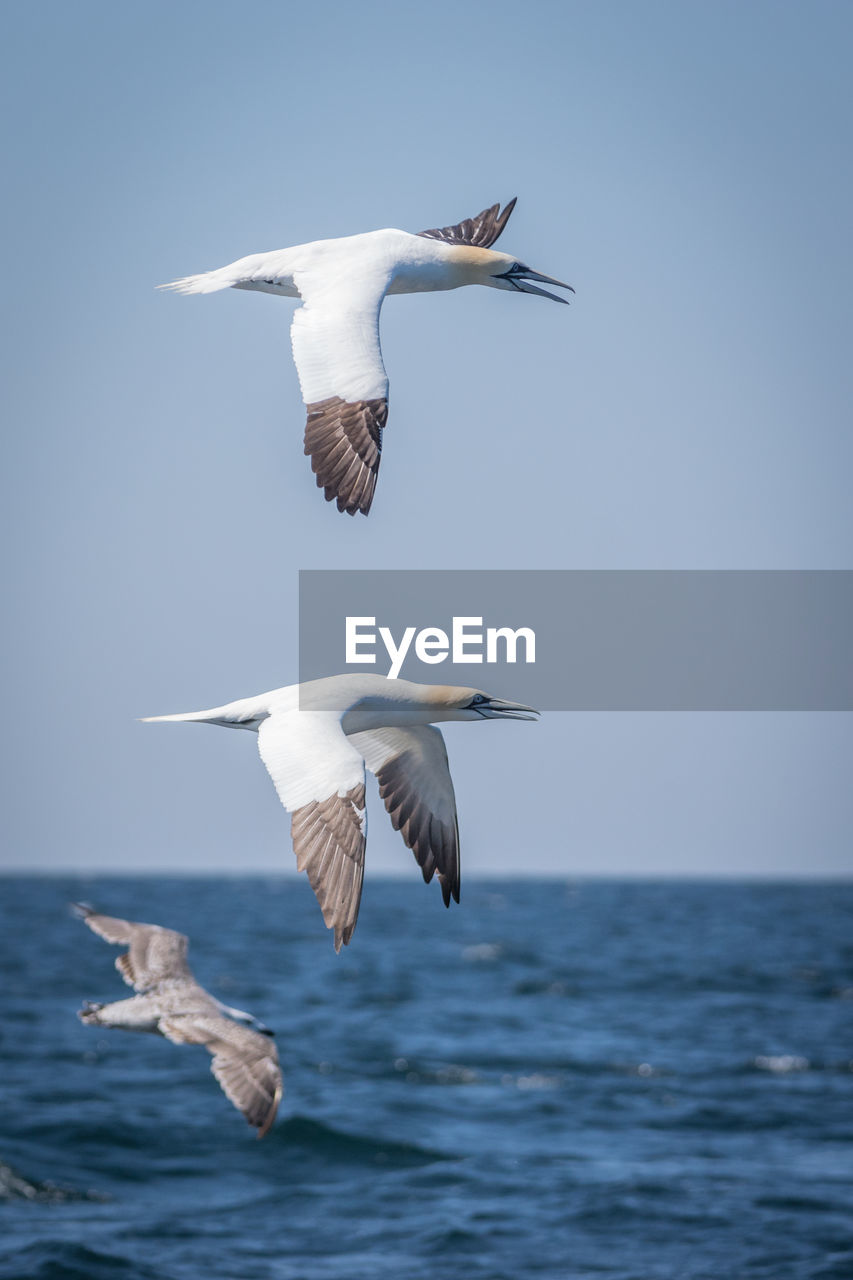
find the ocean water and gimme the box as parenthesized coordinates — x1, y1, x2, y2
(1, 876, 851, 1280)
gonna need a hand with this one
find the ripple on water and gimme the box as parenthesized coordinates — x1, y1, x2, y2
(0, 1242, 160, 1280)
(273, 1116, 450, 1168)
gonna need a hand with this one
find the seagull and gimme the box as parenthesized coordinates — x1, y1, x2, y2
(159, 198, 573, 516)
(143, 674, 538, 951)
(75, 904, 282, 1138)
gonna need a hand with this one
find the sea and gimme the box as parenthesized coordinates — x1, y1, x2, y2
(1, 876, 851, 1280)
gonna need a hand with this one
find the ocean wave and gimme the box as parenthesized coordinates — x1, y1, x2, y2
(752, 1053, 811, 1073)
(272, 1115, 450, 1167)
(4, 876, 852, 1280)
(0, 1242, 157, 1280)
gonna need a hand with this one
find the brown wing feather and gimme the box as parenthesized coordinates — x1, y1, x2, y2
(304, 397, 386, 516)
(210, 1048, 282, 1138)
(160, 1015, 282, 1138)
(291, 784, 367, 951)
(75, 906, 192, 992)
(417, 198, 517, 249)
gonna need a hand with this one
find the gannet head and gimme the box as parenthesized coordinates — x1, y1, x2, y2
(450, 247, 574, 303)
(488, 251, 575, 303)
(426, 685, 540, 722)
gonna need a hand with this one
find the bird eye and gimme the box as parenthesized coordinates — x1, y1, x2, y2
(470, 694, 486, 706)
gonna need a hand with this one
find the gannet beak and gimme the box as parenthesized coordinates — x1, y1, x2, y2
(477, 698, 540, 721)
(513, 268, 575, 304)
(495, 262, 574, 303)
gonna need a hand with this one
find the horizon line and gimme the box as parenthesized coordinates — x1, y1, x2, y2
(2, 868, 851, 884)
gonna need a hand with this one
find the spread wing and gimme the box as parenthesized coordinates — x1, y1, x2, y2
(417, 198, 517, 249)
(75, 905, 193, 991)
(160, 1015, 282, 1138)
(291, 270, 391, 517)
(348, 725, 460, 907)
(257, 711, 367, 951)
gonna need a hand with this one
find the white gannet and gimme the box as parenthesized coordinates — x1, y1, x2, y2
(159, 199, 573, 516)
(143, 674, 538, 950)
(75, 904, 282, 1138)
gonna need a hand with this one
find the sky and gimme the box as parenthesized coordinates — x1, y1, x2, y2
(1, 0, 851, 879)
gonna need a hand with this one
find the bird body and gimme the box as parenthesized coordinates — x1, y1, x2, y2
(160, 200, 573, 515)
(170, 231, 506, 300)
(203, 232, 539, 300)
(76, 906, 282, 1137)
(143, 674, 537, 950)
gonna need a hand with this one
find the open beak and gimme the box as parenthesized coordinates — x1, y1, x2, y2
(477, 698, 540, 722)
(513, 267, 574, 303)
(499, 265, 574, 304)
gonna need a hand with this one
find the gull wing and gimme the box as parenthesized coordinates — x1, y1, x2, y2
(348, 725, 460, 907)
(417, 198, 517, 249)
(160, 1015, 282, 1138)
(257, 712, 367, 950)
(291, 269, 391, 517)
(75, 905, 193, 992)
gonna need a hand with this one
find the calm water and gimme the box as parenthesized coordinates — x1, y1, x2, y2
(1, 876, 851, 1280)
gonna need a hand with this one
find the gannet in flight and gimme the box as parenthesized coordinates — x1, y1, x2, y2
(160, 199, 573, 516)
(75, 904, 282, 1138)
(143, 674, 538, 951)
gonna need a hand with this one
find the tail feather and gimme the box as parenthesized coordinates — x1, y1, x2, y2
(140, 692, 274, 729)
(140, 710, 220, 724)
(158, 248, 297, 297)
(157, 270, 234, 295)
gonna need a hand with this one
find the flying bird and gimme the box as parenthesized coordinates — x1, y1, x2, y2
(159, 199, 573, 516)
(143, 674, 538, 951)
(75, 904, 282, 1138)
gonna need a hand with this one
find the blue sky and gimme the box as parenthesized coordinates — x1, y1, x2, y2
(2, 0, 851, 877)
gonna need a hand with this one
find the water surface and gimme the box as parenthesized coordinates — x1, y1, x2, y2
(1, 877, 851, 1279)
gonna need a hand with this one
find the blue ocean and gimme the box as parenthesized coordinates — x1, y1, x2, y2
(1, 877, 851, 1279)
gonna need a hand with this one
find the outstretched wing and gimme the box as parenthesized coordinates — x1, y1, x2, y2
(418, 198, 517, 249)
(257, 712, 367, 951)
(75, 905, 193, 992)
(160, 1015, 282, 1138)
(348, 725, 460, 907)
(291, 269, 391, 517)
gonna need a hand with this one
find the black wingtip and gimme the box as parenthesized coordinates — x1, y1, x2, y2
(438, 875, 461, 908)
(493, 197, 518, 243)
(418, 197, 519, 249)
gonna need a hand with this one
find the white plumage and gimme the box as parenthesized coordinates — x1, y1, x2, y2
(143, 674, 538, 950)
(160, 200, 573, 515)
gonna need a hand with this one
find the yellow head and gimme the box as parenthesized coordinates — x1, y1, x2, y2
(446, 245, 574, 302)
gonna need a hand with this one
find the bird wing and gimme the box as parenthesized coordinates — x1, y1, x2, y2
(348, 725, 460, 907)
(160, 1015, 282, 1138)
(75, 905, 193, 992)
(257, 712, 367, 950)
(290, 269, 391, 517)
(417, 198, 517, 249)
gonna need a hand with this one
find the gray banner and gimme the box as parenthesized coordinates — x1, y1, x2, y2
(298, 570, 853, 710)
